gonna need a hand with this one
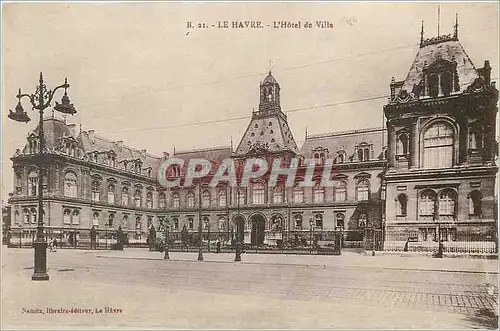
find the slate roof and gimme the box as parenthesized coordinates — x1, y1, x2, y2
(262, 71, 278, 85)
(235, 114, 299, 155)
(173, 146, 232, 164)
(300, 127, 387, 162)
(400, 38, 479, 96)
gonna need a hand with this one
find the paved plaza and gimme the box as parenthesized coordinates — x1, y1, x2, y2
(1, 248, 498, 329)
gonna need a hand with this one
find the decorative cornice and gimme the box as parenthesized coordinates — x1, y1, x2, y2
(420, 34, 457, 48)
(307, 127, 386, 140)
(174, 145, 231, 155)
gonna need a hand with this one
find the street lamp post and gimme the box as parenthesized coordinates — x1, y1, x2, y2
(434, 199, 443, 258)
(197, 182, 204, 261)
(8, 72, 77, 281)
(309, 217, 314, 255)
(234, 185, 242, 262)
(164, 218, 170, 260)
(19, 223, 23, 248)
(207, 222, 211, 252)
(105, 222, 109, 250)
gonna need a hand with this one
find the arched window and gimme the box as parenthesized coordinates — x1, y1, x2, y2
(294, 214, 303, 229)
(28, 171, 38, 196)
(92, 212, 99, 226)
(335, 181, 347, 202)
(357, 149, 364, 162)
(397, 133, 409, 156)
(423, 122, 454, 169)
(293, 185, 303, 204)
(30, 207, 37, 224)
(441, 71, 452, 96)
(108, 213, 115, 227)
(187, 191, 195, 208)
(121, 187, 129, 205)
(134, 189, 142, 208)
(72, 210, 80, 225)
(14, 210, 20, 224)
(146, 192, 153, 209)
(172, 217, 179, 230)
(336, 213, 345, 228)
(273, 186, 283, 204)
(91, 180, 100, 202)
(188, 217, 194, 230)
(122, 215, 129, 229)
(172, 192, 180, 208)
(158, 192, 166, 209)
(23, 208, 30, 224)
(135, 217, 141, 232)
(438, 190, 456, 216)
(107, 184, 115, 204)
(337, 152, 345, 164)
(237, 188, 246, 205)
(428, 73, 439, 98)
(203, 216, 210, 230)
(147, 216, 152, 229)
(419, 190, 436, 216)
(64, 171, 77, 197)
(202, 190, 211, 207)
(218, 189, 227, 207)
(356, 180, 370, 201)
(252, 183, 265, 205)
(358, 213, 367, 228)
(364, 148, 370, 161)
(219, 217, 226, 230)
(397, 194, 408, 216)
(315, 214, 323, 228)
(468, 190, 482, 216)
(63, 209, 71, 224)
(313, 183, 324, 203)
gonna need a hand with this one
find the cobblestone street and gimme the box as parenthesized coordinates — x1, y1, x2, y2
(2, 248, 498, 329)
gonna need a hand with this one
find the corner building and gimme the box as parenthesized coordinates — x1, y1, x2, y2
(8, 22, 497, 253)
(383, 24, 498, 252)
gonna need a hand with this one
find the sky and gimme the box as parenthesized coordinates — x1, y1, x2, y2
(1, 2, 499, 204)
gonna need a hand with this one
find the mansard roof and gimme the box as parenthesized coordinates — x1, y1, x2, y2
(399, 36, 479, 98)
(79, 131, 161, 171)
(235, 114, 299, 155)
(300, 127, 387, 162)
(173, 146, 232, 164)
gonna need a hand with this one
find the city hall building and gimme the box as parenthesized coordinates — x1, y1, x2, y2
(8, 22, 498, 253)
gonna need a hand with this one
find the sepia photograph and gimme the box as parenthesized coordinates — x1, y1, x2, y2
(1, 1, 499, 329)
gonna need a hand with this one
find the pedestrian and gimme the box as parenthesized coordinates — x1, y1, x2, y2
(216, 238, 221, 254)
(53, 238, 58, 252)
(48, 238, 53, 252)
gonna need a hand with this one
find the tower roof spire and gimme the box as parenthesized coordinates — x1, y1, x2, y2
(420, 20, 424, 45)
(437, 4, 441, 37)
(454, 13, 459, 39)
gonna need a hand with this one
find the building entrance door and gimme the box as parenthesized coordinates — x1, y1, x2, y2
(251, 214, 265, 246)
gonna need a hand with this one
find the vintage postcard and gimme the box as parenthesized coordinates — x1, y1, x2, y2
(1, 1, 498, 329)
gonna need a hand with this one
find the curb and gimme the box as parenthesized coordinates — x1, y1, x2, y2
(95, 255, 498, 275)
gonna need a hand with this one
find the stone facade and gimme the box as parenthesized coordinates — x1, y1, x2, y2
(8, 22, 497, 252)
(383, 23, 498, 252)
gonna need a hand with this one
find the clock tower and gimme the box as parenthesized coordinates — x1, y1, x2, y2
(234, 71, 299, 158)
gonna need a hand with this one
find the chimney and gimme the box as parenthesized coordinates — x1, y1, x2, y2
(67, 124, 77, 137)
(117, 140, 123, 148)
(141, 149, 146, 156)
(88, 130, 95, 143)
(163, 152, 170, 160)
